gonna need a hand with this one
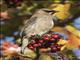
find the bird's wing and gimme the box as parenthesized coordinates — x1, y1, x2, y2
(20, 16, 37, 53)
(20, 16, 37, 39)
(24, 16, 37, 29)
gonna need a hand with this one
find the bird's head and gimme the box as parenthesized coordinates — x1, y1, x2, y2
(36, 8, 58, 15)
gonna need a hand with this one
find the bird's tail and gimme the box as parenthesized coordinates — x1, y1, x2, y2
(21, 37, 29, 53)
(19, 26, 27, 53)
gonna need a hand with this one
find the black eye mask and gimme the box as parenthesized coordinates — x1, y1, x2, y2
(43, 10, 58, 14)
(44, 10, 55, 12)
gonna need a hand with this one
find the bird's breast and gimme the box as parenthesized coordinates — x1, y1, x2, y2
(36, 16, 54, 30)
(24, 15, 54, 36)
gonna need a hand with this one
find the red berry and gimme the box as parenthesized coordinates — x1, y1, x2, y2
(44, 37, 49, 40)
(52, 34, 60, 39)
(27, 45, 34, 50)
(50, 38, 55, 41)
(39, 40, 43, 43)
(31, 40, 36, 44)
(38, 43, 41, 46)
(29, 46, 34, 50)
(33, 44, 39, 47)
(51, 47, 57, 52)
(57, 46, 61, 51)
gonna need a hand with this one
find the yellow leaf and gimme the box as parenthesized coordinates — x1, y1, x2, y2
(24, 48, 37, 59)
(61, 45, 66, 51)
(66, 34, 80, 49)
(57, 39, 68, 45)
(64, 25, 80, 49)
(65, 25, 80, 38)
(57, 39, 68, 51)
(50, 3, 71, 20)
(39, 54, 54, 60)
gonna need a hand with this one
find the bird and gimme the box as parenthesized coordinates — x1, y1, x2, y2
(20, 8, 58, 54)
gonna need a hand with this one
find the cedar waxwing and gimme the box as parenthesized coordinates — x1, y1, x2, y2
(20, 8, 58, 54)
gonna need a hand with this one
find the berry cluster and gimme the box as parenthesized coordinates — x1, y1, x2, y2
(27, 33, 62, 53)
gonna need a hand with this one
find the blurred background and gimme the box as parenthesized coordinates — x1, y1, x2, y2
(0, 0, 80, 60)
